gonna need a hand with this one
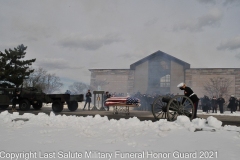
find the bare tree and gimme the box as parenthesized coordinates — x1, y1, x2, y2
(23, 67, 63, 93)
(23, 68, 47, 89)
(90, 79, 109, 91)
(44, 73, 63, 94)
(68, 82, 89, 94)
(203, 77, 233, 98)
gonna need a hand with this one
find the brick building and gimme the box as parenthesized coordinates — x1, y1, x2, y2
(89, 50, 240, 99)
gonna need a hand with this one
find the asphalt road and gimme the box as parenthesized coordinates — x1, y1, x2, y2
(1, 105, 240, 127)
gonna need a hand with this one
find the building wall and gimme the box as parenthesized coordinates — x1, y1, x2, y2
(170, 61, 185, 94)
(89, 53, 240, 100)
(147, 56, 171, 94)
(133, 61, 148, 94)
(90, 69, 134, 95)
(90, 58, 188, 95)
(127, 70, 135, 94)
(185, 68, 240, 99)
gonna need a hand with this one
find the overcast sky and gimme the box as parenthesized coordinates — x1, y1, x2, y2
(1, 0, 240, 91)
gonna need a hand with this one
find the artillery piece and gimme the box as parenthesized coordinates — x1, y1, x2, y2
(151, 95, 195, 121)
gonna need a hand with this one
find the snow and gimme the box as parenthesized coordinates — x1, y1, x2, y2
(199, 110, 240, 116)
(0, 111, 240, 160)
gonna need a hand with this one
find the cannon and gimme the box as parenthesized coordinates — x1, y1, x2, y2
(151, 95, 194, 121)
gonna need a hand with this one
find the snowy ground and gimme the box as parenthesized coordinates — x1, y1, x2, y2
(198, 110, 240, 116)
(0, 110, 240, 160)
(66, 102, 240, 116)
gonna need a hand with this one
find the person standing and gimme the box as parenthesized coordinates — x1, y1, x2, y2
(177, 82, 199, 119)
(202, 95, 210, 113)
(83, 90, 92, 110)
(211, 96, 218, 113)
(217, 95, 225, 114)
(104, 91, 111, 111)
(206, 96, 211, 113)
(228, 95, 236, 113)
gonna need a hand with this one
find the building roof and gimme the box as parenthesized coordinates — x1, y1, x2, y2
(130, 50, 190, 70)
(89, 69, 132, 71)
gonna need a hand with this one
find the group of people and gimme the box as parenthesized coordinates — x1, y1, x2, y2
(81, 82, 199, 118)
(201, 94, 240, 114)
(82, 82, 239, 118)
(201, 95, 225, 114)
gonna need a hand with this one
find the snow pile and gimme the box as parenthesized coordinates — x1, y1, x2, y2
(207, 116, 222, 128)
(192, 118, 207, 128)
(0, 111, 240, 160)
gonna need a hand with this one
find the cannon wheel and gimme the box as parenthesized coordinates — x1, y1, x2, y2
(166, 95, 194, 121)
(151, 96, 168, 120)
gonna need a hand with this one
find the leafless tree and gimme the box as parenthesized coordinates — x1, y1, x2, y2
(68, 82, 89, 94)
(44, 74, 63, 94)
(23, 68, 46, 89)
(203, 77, 233, 98)
(23, 67, 63, 93)
(90, 79, 109, 91)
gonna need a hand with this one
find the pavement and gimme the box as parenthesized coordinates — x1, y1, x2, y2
(197, 112, 240, 126)
(1, 104, 240, 126)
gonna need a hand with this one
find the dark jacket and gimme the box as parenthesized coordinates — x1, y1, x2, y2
(85, 91, 92, 102)
(217, 97, 225, 106)
(211, 97, 217, 107)
(202, 96, 210, 106)
(12, 88, 21, 103)
(183, 86, 199, 103)
(229, 97, 236, 108)
(104, 93, 111, 100)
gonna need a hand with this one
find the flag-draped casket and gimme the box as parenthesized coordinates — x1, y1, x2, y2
(104, 97, 140, 106)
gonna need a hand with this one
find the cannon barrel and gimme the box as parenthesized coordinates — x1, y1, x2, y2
(162, 97, 172, 103)
(162, 96, 189, 113)
(162, 96, 178, 106)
